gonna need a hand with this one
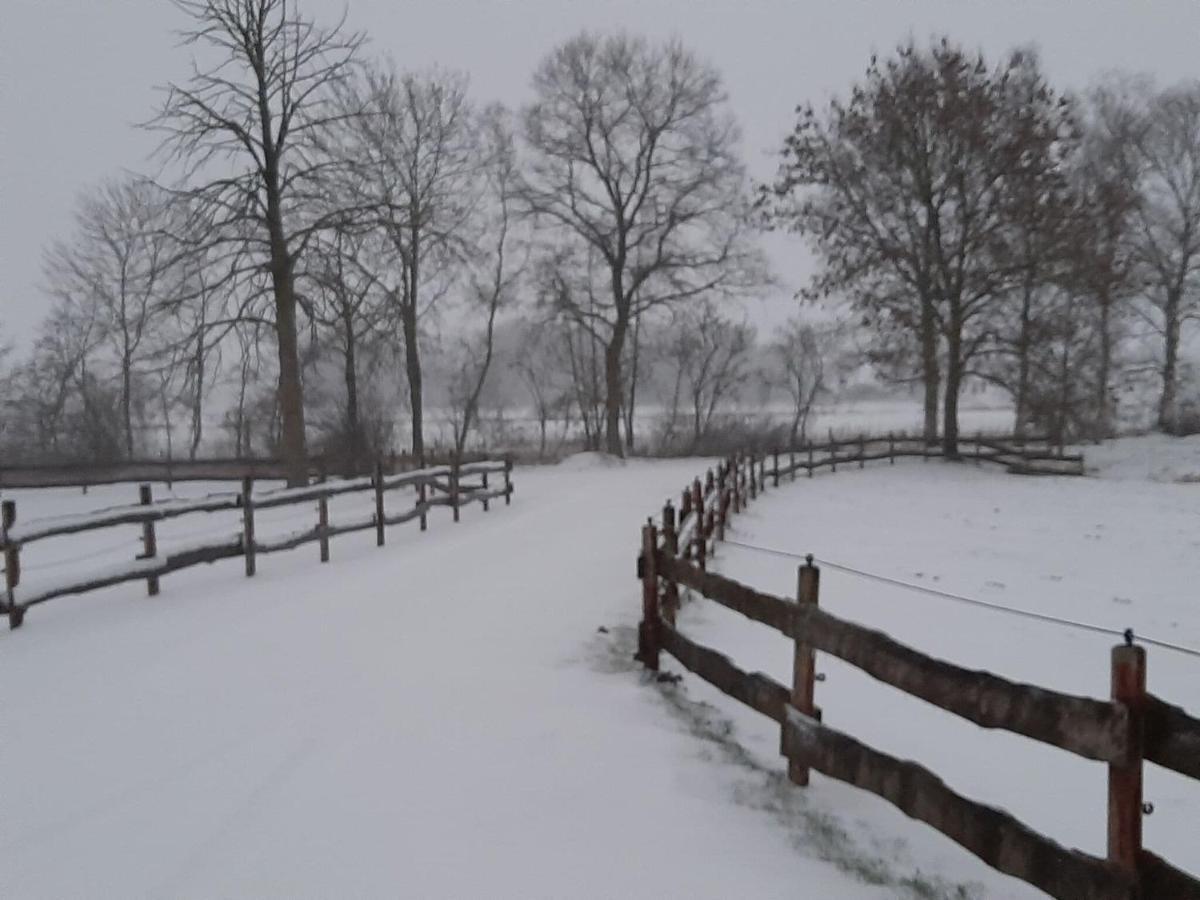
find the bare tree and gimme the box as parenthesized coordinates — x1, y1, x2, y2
(520, 32, 763, 457)
(769, 41, 1074, 456)
(148, 0, 364, 484)
(337, 63, 481, 463)
(307, 226, 388, 468)
(772, 318, 835, 447)
(511, 319, 572, 461)
(1130, 82, 1200, 432)
(660, 300, 754, 452)
(444, 111, 527, 453)
(43, 178, 181, 458)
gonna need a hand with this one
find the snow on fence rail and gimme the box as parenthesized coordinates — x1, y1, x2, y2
(0, 456, 514, 630)
(0, 449, 495, 489)
(634, 443, 1200, 900)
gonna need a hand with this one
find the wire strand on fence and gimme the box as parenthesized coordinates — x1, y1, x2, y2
(718, 537, 1200, 660)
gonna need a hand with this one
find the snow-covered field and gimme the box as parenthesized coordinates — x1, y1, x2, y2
(2, 436, 1198, 897)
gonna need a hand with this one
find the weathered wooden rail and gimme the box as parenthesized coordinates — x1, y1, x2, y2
(0, 450, 493, 490)
(1, 456, 514, 629)
(635, 448, 1199, 899)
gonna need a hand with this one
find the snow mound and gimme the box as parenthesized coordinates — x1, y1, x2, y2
(556, 451, 627, 471)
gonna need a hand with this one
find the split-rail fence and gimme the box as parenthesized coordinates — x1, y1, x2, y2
(1, 456, 513, 630)
(635, 436, 1199, 899)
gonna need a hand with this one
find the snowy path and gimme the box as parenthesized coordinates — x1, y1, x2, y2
(3, 460, 911, 900)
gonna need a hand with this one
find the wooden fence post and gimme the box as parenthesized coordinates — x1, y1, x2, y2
(451, 454, 461, 524)
(975, 431, 983, 466)
(716, 487, 728, 542)
(788, 555, 821, 786)
(317, 493, 330, 563)
(829, 429, 837, 474)
(749, 455, 758, 500)
(859, 433, 866, 468)
(3, 499, 23, 629)
(773, 447, 780, 487)
(1107, 639, 1146, 878)
(636, 522, 660, 671)
(889, 432, 896, 465)
(662, 502, 679, 626)
(138, 484, 160, 596)
(691, 478, 704, 564)
(482, 470, 490, 512)
(375, 459, 386, 545)
(504, 456, 513, 505)
(759, 453, 766, 490)
(807, 440, 814, 479)
(790, 446, 797, 482)
(241, 476, 256, 577)
(418, 479, 429, 532)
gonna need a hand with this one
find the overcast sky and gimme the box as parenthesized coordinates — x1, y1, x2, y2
(3, 0, 1199, 347)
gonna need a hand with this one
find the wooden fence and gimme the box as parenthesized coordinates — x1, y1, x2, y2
(635, 445, 1200, 899)
(0, 450, 495, 490)
(1, 456, 513, 630)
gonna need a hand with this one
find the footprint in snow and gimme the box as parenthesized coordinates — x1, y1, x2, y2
(1111, 596, 1132, 606)
(985, 580, 1006, 590)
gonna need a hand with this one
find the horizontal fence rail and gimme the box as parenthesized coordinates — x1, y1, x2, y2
(634, 446, 1199, 900)
(1, 456, 513, 630)
(0, 450, 495, 490)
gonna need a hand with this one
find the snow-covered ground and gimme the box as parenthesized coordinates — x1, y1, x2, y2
(3, 437, 1198, 897)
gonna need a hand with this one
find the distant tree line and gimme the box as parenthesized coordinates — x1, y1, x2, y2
(2, 12, 1197, 478)
(764, 39, 1200, 454)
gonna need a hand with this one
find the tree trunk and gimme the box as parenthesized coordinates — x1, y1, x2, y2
(1158, 290, 1181, 433)
(920, 293, 940, 445)
(1096, 288, 1112, 440)
(624, 314, 641, 454)
(604, 324, 627, 457)
(344, 323, 361, 472)
(401, 301, 424, 464)
(190, 329, 205, 460)
(272, 272, 308, 486)
(122, 360, 134, 459)
(1014, 285, 1034, 439)
(942, 319, 962, 459)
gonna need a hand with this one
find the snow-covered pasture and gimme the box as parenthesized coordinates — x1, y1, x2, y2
(2, 438, 1197, 897)
(673, 437, 1200, 895)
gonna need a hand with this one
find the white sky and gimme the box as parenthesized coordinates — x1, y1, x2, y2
(3, 0, 1200, 347)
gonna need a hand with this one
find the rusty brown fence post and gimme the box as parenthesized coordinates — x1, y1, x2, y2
(773, 447, 780, 488)
(503, 456, 513, 505)
(662, 503, 678, 626)
(139, 484, 160, 596)
(1107, 637, 1146, 880)
(807, 440, 814, 478)
(451, 454, 461, 524)
(749, 455, 758, 500)
(418, 478, 428, 532)
(788, 555, 820, 786)
(829, 429, 837, 474)
(3, 499, 23, 628)
(241, 477, 256, 577)
(482, 470, 490, 512)
(636, 522, 660, 671)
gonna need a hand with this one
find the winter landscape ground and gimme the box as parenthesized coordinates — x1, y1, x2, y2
(2, 435, 1198, 898)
